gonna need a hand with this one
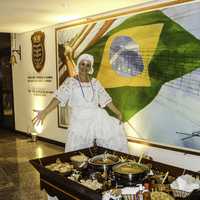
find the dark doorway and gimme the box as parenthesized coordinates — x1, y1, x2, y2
(0, 33, 15, 130)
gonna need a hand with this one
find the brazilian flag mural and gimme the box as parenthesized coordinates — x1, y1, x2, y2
(56, 1, 200, 152)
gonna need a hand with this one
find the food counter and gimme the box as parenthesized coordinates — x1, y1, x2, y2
(30, 145, 200, 200)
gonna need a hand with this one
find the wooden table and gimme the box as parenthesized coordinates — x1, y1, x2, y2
(30, 146, 199, 200)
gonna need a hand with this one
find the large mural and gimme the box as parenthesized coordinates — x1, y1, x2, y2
(56, 1, 200, 152)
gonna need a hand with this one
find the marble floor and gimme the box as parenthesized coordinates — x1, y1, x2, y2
(0, 129, 64, 200)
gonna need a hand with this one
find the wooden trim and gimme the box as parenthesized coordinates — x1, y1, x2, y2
(14, 129, 200, 156)
(37, 135, 65, 147)
(72, 23, 97, 56)
(55, 0, 194, 31)
(54, 29, 67, 130)
(55, 27, 59, 130)
(71, 25, 89, 49)
(85, 19, 115, 50)
(72, 24, 92, 52)
(128, 137, 200, 156)
(41, 178, 80, 200)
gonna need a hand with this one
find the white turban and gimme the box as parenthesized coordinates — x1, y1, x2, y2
(75, 53, 94, 74)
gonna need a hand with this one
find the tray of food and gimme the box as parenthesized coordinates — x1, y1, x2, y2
(45, 158, 74, 175)
(70, 152, 89, 168)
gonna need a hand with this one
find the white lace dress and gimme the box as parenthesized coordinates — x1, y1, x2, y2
(48, 78, 128, 200)
(54, 77, 128, 153)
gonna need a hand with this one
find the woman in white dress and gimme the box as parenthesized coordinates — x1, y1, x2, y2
(33, 53, 128, 199)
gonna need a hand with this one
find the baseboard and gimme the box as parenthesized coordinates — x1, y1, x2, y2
(14, 130, 65, 148)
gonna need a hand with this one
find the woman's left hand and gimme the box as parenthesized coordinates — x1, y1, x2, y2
(106, 102, 123, 124)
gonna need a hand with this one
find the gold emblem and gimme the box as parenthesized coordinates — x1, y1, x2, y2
(31, 31, 45, 72)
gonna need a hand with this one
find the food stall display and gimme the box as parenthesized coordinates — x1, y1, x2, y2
(30, 146, 200, 200)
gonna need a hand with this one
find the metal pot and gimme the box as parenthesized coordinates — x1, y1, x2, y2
(88, 153, 120, 171)
(112, 161, 149, 185)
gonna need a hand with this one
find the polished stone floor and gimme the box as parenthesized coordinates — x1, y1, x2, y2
(0, 129, 64, 200)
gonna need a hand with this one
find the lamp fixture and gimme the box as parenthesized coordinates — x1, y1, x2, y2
(10, 45, 21, 65)
(12, 45, 21, 60)
(10, 54, 17, 65)
(10, 33, 22, 65)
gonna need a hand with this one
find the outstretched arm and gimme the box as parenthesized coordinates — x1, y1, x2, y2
(32, 98, 60, 126)
(106, 102, 122, 123)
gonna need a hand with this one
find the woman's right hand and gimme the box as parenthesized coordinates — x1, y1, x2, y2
(32, 109, 46, 126)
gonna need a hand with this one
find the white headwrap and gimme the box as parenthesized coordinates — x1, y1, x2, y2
(75, 53, 94, 74)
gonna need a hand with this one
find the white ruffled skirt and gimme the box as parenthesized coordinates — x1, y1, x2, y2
(65, 107, 128, 153)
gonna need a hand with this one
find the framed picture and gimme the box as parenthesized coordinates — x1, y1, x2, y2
(55, 0, 200, 155)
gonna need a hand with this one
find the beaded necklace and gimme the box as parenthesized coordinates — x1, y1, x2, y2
(77, 76, 95, 102)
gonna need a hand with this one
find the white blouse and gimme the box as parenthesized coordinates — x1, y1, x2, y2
(54, 77, 112, 108)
